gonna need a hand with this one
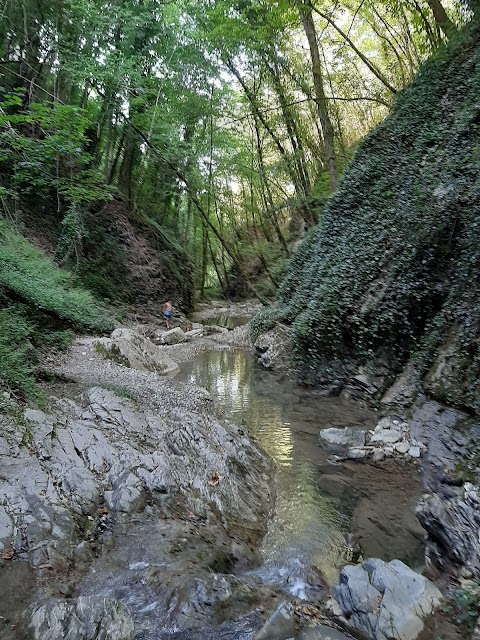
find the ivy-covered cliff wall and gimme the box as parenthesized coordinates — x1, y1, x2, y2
(253, 18, 480, 414)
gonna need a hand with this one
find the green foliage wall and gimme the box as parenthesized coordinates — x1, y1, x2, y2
(0, 219, 113, 403)
(271, 19, 480, 413)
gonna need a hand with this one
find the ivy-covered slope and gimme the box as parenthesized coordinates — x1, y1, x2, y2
(254, 19, 480, 413)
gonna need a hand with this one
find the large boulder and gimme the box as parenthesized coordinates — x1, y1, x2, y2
(161, 327, 187, 345)
(96, 328, 179, 374)
(18, 597, 135, 640)
(330, 558, 441, 640)
(253, 325, 288, 372)
(416, 483, 480, 576)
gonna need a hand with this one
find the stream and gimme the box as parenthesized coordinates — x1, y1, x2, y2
(177, 349, 426, 593)
(0, 335, 428, 639)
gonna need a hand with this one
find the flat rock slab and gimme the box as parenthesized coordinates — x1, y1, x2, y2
(254, 601, 295, 640)
(370, 429, 402, 445)
(320, 427, 366, 449)
(299, 625, 353, 640)
(161, 327, 187, 345)
(96, 328, 179, 374)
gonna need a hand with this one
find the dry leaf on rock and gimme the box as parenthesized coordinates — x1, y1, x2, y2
(208, 471, 223, 487)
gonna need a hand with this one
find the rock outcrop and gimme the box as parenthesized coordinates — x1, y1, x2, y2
(0, 387, 274, 571)
(253, 17, 480, 413)
(12, 597, 135, 640)
(329, 558, 441, 640)
(96, 328, 179, 374)
(416, 483, 480, 577)
(253, 325, 289, 372)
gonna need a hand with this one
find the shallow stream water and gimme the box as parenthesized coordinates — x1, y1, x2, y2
(177, 350, 426, 594)
(0, 345, 427, 639)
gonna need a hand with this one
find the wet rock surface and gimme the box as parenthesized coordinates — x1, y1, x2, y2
(8, 597, 135, 640)
(299, 625, 353, 640)
(0, 340, 276, 637)
(330, 559, 441, 640)
(319, 417, 426, 464)
(416, 483, 480, 577)
(253, 601, 295, 640)
(253, 325, 289, 373)
(4, 302, 474, 640)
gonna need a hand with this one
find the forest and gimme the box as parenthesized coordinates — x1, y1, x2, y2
(3, 2, 480, 640)
(0, 0, 468, 305)
(0, 0, 467, 402)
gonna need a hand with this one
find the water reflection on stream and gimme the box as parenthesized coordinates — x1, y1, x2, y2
(178, 350, 425, 593)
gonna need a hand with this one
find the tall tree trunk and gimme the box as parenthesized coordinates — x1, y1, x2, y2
(226, 60, 303, 197)
(253, 114, 290, 253)
(263, 56, 311, 199)
(309, 3, 398, 94)
(297, 1, 338, 190)
(200, 223, 207, 299)
(426, 0, 457, 36)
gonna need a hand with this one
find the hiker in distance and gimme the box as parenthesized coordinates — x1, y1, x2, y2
(162, 301, 172, 330)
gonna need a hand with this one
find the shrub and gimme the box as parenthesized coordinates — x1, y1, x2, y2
(0, 219, 113, 332)
(0, 307, 36, 400)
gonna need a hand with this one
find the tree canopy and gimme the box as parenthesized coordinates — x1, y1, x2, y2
(0, 0, 469, 300)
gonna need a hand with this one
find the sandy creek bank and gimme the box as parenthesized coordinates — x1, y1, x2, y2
(0, 303, 471, 639)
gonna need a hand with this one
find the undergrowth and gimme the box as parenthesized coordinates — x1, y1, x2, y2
(0, 218, 114, 408)
(0, 219, 113, 332)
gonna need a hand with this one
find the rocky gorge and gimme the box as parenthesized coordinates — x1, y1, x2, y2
(0, 300, 476, 640)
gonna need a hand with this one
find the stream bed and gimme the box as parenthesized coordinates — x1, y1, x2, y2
(0, 345, 428, 640)
(177, 350, 426, 593)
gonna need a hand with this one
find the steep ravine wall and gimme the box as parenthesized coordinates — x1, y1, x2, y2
(253, 17, 480, 415)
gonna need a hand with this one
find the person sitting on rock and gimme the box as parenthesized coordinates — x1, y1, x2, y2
(162, 301, 172, 330)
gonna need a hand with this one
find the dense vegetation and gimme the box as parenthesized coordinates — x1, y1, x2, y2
(0, 0, 470, 403)
(253, 12, 480, 414)
(0, 0, 467, 297)
(0, 220, 113, 406)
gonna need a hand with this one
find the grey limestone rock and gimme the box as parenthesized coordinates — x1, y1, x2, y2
(184, 328, 205, 340)
(161, 327, 187, 345)
(416, 484, 480, 575)
(0, 506, 13, 550)
(1, 386, 273, 570)
(370, 429, 402, 445)
(332, 558, 441, 640)
(20, 597, 135, 640)
(96, 328, 179, 374)
(346, 448, 368, 460)
(104, 471, 146, 514)
(254, 326, 289, 372)
(299, 625, 353, 640)
(254, 601, 295, 640)
(319, 428, 366, 450)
